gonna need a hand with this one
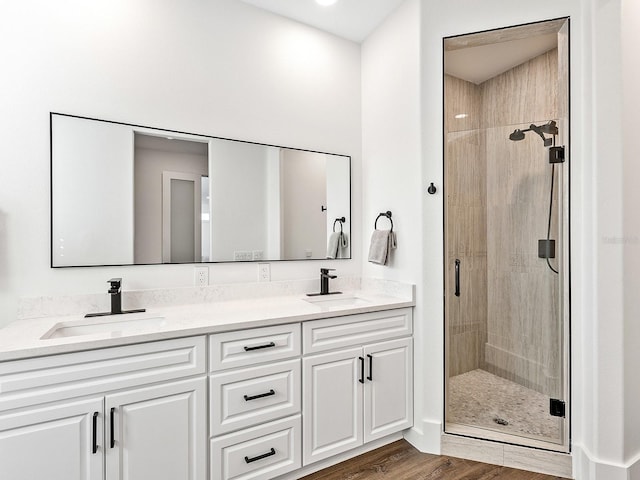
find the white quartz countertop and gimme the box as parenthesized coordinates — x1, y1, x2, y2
(0, 288, 414, 362)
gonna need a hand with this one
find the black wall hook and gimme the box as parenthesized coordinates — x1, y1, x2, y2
(427, 183, 437, 194)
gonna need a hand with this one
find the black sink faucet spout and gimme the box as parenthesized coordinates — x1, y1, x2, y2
(320, 268, 337, 295)
(108, 278, 122, 315)
(84, 278, 146, 318)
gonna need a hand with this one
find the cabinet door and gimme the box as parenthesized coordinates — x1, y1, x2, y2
(302, 347, 363, 466)
(363, 337, 413, 443)
(105, 377, 206, 480)
(0, 397, 104, 480)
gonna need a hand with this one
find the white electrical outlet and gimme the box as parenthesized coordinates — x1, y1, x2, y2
(194, 266, 209, 286)
(252, 250, 264, 261)
(258, 263, 270, 282)
(234, 251, 253, 261)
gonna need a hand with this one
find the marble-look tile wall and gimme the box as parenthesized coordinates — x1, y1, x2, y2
(445, 49, 564, 396)
(483, 50, 561, 396)
(444, 75, 488, 377)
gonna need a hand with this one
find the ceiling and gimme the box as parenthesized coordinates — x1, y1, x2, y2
(238, 2, 562, 84)
(238, 0, 405, 43)
(445, 33, 558, 84)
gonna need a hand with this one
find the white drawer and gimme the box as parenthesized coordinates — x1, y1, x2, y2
(210, 415, 301, 480)
(0, 336, 206, 412)
(302, 308, 412, 354)
(210, 359, 301, 436)
(209, 324, 300, 372)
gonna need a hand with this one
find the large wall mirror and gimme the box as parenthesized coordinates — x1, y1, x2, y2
(51, 113, 351, 267)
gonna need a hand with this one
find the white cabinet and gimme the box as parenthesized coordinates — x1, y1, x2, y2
(0, 307, 413, 480)
(302, 347, 363, 465)
(363, 338, 413, 442)
(210, 415, 301, 480)
(209, 325, 303, 480)
(210, 359, 301, 435)
(106, 377, 206, 480)
(0, 336, 207, 480)
(303, 337, 412, 466)
(0, 397, 104, 480)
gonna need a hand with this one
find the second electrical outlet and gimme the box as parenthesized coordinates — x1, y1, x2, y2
(194, 266, 209, 286)
(258, 263, 270, 282)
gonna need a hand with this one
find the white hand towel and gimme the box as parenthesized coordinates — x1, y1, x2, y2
(326, 232, 341, 259)
(368, 229, 396, 265)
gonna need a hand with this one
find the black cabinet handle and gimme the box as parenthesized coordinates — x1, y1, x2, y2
(367, 354, 373, 381)
(92, 412, 98, 454)
(244, 342, 276, 352)
(244, 389, 276, 401)
(358, 356, 365, 384)
(110, 407, 115, 449)
(455, 259, 461, 297)
(244, 448, 276, 464)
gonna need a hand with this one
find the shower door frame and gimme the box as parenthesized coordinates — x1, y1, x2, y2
(441, 17, 571, 453)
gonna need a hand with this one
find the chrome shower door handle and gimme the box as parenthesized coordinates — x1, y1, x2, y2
(455, 259, 460, 297)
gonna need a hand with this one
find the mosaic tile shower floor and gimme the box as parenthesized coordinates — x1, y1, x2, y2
(448, 369, 561, 442)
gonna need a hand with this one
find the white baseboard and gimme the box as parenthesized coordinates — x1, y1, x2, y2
(403, 418, 442, 454)
(572, 444, 640, 480)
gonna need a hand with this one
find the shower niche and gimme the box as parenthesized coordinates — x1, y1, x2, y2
(443, 18, 570, 451)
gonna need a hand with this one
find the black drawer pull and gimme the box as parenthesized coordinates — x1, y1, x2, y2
(358, 356, 365, 384)
(244, 342, 276, 352)
(244, 447, 276, 464)
(110, 407, 115, 449)
(244, 389, 276, 401)
(367, 354, 373, 381)
(92, 412, 98, 454)
(454, 259, 461, 297)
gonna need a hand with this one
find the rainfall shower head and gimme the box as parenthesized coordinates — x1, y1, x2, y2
(509, 129, 525, 141)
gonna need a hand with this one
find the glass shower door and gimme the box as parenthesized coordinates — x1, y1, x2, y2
(443, 18, 569, 450)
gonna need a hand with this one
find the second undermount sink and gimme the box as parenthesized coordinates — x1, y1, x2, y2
(303, 294, 371, 308)
(41, 314, 167, 339)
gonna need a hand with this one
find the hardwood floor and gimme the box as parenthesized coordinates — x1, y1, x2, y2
(300, 440, 567, 480)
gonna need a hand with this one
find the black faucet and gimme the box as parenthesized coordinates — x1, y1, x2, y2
(108, 278, 123, 315)
(320, 268, 336, 295)
(85, 278, 146, 318)
(307, 268, 342, 296)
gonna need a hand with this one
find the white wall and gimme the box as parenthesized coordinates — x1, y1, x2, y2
(621, 0, 640, 473)
(361, 0, 427, 447)
(363, 0, 640, 478)
(0, 0, 361, 326)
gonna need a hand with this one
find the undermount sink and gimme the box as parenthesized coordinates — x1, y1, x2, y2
(303, 294, 371, 308)
(41, 314, 167, 339)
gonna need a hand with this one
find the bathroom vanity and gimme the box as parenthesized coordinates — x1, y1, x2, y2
(0, 284, 414, 480)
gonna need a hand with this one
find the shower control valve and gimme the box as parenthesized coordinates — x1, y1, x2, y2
(549, 146, 565, 164)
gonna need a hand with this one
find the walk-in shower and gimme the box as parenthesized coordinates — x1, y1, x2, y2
(443, 18, 570, 451)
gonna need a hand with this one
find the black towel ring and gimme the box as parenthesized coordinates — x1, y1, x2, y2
(374, 211, 393, 231)
(333, 217, 346, 233)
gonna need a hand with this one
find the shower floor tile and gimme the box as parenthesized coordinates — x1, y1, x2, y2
(448, 369, 561, 442)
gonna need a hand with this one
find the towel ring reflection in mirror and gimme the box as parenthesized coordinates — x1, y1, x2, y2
(374, 211, 393, 231)
(333, 217, 346, 233)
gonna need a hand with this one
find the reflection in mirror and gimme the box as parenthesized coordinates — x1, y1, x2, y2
(51, 114, 351, 267)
